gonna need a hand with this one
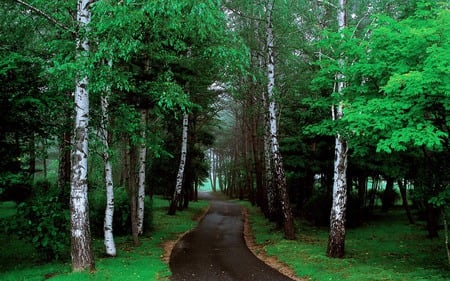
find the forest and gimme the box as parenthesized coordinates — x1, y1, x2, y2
(0, 0, 449, 280)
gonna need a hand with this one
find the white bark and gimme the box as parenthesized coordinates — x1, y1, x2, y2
(265, 0, 295, 239)
(137, 109, 147, 235)
(174, 113, 189, 198)
(70, 0, 94, 271)
(327, 0, 348, 258)
(100, 75, 116, 257)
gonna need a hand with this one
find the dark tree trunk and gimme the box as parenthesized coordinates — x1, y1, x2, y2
(426, 203, 439, 238)
(58, 131, 71, 191)
(127, 141, 140, 246)
(398, 179, 414, 224)
(382, 177, 395, 212)
(357, 176, 367, 224)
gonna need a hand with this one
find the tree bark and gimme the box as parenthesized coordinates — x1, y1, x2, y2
(100, 87, 116, 257)
(128, 140, 140, 246)
(266, 0, 295, 240)
(137, 109, 147, 235)
(169, 113, 189, 215)
(327, 0, 348, 259)
(382, 177, 395, 212)
(70, 0, 94, 272)
(398, 179, 414, 224)
(58, 130, 71, 190)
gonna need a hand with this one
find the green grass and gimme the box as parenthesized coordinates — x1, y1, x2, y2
(241, 201, 450, 281)
(0, 197, 208, 281)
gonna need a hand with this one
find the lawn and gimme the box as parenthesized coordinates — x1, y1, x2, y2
(241, 201, 450, 281)
(0, 197, 208, 281)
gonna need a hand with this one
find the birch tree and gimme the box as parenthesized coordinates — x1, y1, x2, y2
(169, 113, 189, 215)
(265, 0, 295, 240)
(327, 0, 348, 258)
(137, 108, 147, 235)
(100, 73, 116, 257)
(70, 0, 94, 271)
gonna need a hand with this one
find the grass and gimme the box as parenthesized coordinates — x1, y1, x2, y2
(241, 201, 450, 281)
(0, 197, 208, 281)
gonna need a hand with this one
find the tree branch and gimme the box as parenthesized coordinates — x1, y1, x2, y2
(14, 0, 74, 34)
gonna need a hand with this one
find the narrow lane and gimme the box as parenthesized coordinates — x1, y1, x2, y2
(169, 192, 294, 281)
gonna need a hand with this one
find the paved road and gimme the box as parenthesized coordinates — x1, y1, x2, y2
(169, 192, 294, 281)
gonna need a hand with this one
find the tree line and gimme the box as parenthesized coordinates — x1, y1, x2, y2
(0, 0, 448, 272)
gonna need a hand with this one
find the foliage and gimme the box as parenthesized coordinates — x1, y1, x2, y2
(0, 196, 208, 280)
(0, 173, 32, 202)
(88, 187, 153, 237)
(242, 201, 450, 281)
(5, 182, 69, 261)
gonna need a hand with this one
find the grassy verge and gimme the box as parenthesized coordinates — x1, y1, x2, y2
(0, 197, 208, 281)
(241, 201, 450, 281)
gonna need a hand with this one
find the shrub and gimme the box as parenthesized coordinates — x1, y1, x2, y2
(6, 182, 70, 261)
(0, 172, 32, 202)
(89, 187, 153, 237)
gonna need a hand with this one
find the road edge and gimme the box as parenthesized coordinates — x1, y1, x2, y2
(242, 207, 306, 281)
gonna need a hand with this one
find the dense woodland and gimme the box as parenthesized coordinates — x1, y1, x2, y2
(0, 0, 449, 274)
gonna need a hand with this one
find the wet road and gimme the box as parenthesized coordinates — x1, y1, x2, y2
(169, 192, 294, 281)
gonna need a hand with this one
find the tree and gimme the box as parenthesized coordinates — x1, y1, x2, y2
(99, 65, 116, 256)
(264, 0, 295, 240)
(326, 0, 349, 258)
(169, 113, 189, 215)
(70, 0, 94, 271)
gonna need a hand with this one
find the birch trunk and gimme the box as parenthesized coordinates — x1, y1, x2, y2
(168, 113, 189, 215)
(327, 0, 348, 258)
(137, 109, 147, 235)
(100, 87, 116, 257)
(70, 0, 94, 271)
(266, 0, 295, 240)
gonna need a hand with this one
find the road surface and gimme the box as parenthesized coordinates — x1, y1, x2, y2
(169, 192, 294, 281)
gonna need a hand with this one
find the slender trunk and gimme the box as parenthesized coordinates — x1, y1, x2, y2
(70, 0, 94, 272)
(209, 149, 217, 192)
(137, 109, 147, 235)
(100, 89, 116, 257)
(398, 179, 414, 224)
(28, 134, 36, 180)
(266, 0, 295, 240)
(382, 177, 394, 212)
(357, 176, 367, 225)
(368, 176, 379, 213)
(426, 203, 439, 238)
(169, 113, 189, 215)
(128, 140, 140, 246)
(327, 0, 348, 259)
(58, 131, 71, 190)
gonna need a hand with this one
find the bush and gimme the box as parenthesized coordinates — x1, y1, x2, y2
(89, 187, 153, 237)
(0, 172, 32, 202)
(6, 182, 70, 261)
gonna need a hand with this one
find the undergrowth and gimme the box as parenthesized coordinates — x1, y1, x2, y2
(241, 201, 450, 281)
(0, 197, 208, 281)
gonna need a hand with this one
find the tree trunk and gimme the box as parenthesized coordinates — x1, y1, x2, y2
(266, 0, 295, 240)
(128, 140, 140, 246)
(398, 179, 414, 224)
(70, 0, 94, 272)
(59, 131, 71, 190)
(100, 89, 116, 257)
(137, 109, 147, 235)
(426, 203, 439, 238)
(327, 132, 348, 258)
(382, 177, 395, 212)
(169, 113, 189, 215)
(327, 0, 348, 259)
(28, 133, 36, 180)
